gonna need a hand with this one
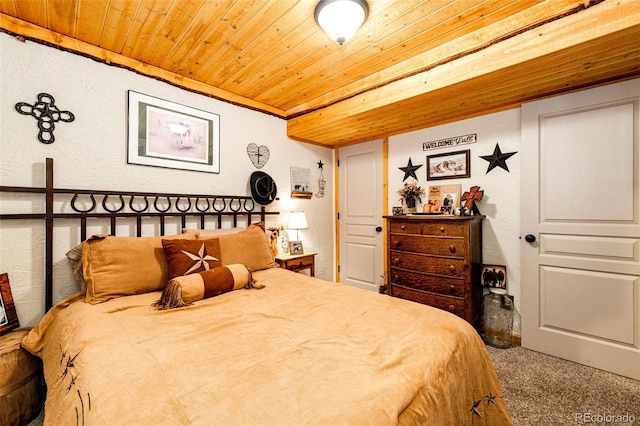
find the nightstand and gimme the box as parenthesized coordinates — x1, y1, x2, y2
(275, 252, 317, 276)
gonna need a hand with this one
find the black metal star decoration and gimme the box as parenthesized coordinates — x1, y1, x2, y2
(480, 143, 517, 173)
(317, 160, 324, 169)
(15, 93, 75, 144)
(399, 157, 423, 181)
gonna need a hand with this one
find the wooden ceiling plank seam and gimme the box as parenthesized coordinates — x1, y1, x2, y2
(217, 2, 318, 94)
(0, 1, 18, 16)
(195, 1, 299, 86)
(228, 19, 321, 99)
(13, 0, 47, 28)
(257, 0, 455, 107)
(47, 0, 77, 36)
(121, 0, 173, 60)
(174, 0, 265, 81)
(287, 1, 640, 143)
(274, 0, 545, 111)
(285, 0, 634, 119)
(282, 0, 589, 115)
(98, 0, 141, 53)
(75, 0, 109, 46)
(0, 12, 286, 118)
(157, 0, 232, 72)
(208, 1, 308, 90)
(136, 0, 206, 66)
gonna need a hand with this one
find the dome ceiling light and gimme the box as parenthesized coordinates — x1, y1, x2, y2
(314, 0, 369, 45)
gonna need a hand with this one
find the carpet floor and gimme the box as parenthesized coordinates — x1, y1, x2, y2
(486, 345, 640, 425)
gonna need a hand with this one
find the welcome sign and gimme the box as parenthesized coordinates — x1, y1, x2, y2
(423, 133, 477, 150)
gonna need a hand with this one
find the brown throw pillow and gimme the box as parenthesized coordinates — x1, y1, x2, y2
(206, 222, 278, 272)
(162, 238, 222, 279)
(152, 264, 263, 310)
(82, 232, 197, 304)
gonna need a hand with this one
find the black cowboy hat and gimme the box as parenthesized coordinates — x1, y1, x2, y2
(250, 171, 277, 205)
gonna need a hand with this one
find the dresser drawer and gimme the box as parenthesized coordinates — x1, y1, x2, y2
(390, 235, 466, 258)
(389, 220, 422, 235)
(389, 269, 465, 297)
(390, 285, 465, 317)
(389, 251, 466, 277)
(422, 222, 466, 237)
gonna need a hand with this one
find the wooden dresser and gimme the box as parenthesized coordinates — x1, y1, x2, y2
(384, 215, 484, 329)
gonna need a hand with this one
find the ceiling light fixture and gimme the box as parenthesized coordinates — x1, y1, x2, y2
(314, 0, 369, 45)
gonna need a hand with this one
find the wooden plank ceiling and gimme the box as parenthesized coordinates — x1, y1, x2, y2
(1, 0, 639, 147)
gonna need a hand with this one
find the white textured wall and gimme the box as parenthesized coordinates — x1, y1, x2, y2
(0, 33, 335, 326)
(388, 109, 522, 334)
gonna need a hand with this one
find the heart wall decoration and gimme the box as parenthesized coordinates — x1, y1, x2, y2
(247, 143, 270, 169)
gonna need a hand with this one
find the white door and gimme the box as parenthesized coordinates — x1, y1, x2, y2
(338, 140, 384, 291)
(521, 79, 640, 380)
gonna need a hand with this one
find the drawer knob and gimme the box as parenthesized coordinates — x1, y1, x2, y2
(448, 304, 456, 312)
(440, 227, 445, 233)
(449, 285, 456, 293)
(394, 240, 401, 247)
(393, 257, 400, 265)
(449, 265, 456, 273)
(401, 225, 406, 230)
(449, 245, 456, 253)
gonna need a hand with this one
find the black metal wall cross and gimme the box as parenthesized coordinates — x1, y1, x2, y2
(15, 93, 75, 144)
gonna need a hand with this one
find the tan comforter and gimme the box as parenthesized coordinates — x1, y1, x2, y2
(22, 268, 512, 425)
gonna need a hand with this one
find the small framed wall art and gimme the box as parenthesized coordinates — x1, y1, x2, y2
(127, 91, 220, 173)
(290, 167, 313, 199)
(481, 264, 507, 290)
(426, 149, 471, 180)
(0, 273, 19, 336)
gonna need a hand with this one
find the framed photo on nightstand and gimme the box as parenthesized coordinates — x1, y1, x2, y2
(288, 241, 304, 255)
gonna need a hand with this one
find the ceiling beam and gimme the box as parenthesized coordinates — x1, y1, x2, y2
(287, 0, 640, 146)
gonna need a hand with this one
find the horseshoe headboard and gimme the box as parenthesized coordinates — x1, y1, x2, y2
(0, 158, 278, 311)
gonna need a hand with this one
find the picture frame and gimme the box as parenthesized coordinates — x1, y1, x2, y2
(392, 206, 403, 215)
(127, 91, 220, 173)
(428, 184, 462, 212)
(481, 264, 507, 290)
(0, 273, 20, 336)
(288, 240, 304, 255)
(426, 149, 471, 180)
(290, 167, 313, 199)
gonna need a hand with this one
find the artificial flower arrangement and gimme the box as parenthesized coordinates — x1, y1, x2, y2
(397, 180, 425, 208)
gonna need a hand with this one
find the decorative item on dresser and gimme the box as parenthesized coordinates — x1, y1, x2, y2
(384, 214, 484, 329)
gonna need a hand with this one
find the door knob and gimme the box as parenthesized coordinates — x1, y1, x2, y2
(524, 234, 536, 243)
(375, 226, 383, 233)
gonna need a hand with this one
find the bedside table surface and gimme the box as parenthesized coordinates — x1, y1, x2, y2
(275, 251, 317, 260)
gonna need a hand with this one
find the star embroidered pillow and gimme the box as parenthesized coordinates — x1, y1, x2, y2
(162, 238, 222, 279)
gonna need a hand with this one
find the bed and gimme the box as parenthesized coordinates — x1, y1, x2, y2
(2, 159, 512, 425)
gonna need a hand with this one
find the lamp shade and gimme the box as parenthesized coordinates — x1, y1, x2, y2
(314, 0, 369, 45)
(287, 211, 308, 230)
